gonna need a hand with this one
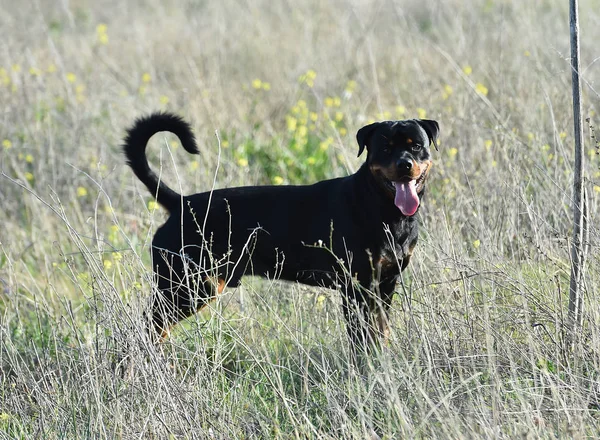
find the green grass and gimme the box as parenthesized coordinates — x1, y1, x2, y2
(1, 0, 600, 437)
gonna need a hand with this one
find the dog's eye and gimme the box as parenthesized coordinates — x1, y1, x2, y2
(411, 144, 422, 152)
(382, 146, 392, 154)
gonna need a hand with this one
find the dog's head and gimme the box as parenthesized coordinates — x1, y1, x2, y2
(356, 119, 439, 216)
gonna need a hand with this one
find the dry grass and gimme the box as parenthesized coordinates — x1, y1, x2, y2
(1, 0, 599, 438)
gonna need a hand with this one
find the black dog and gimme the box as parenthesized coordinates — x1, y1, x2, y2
(123, 113, 438, 349)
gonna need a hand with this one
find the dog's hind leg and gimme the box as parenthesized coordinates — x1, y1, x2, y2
(148, 276, 230, 341)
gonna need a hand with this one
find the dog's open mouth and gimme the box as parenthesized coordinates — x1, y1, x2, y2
(391, 162, 430, 217)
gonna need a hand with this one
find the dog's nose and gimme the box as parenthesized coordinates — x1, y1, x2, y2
(397, 159, 413, 174)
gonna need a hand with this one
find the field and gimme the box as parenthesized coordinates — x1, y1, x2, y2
(1, 0, 599, 438)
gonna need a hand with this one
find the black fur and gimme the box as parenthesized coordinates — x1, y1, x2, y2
(123, 112, 439, 350)
(124, 113, 199, 212)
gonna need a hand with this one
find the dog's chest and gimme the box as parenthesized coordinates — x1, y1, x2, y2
(373, 220, 417, 271)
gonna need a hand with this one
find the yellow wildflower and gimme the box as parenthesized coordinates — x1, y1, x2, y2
(475, 83, 488, 96)
(299, 69, 316, 87)
(96, 23, 109, 44)
(0, 68, 9, 86)
(77, 186, 88, 197)
(442, 84, 453, 99)
(96, 23, 108, 34)
(320, 137, 333, 151)
(286, 116, 297, 131)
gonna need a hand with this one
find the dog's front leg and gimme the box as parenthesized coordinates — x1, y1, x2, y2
(341, 276, 397, 358)
(372, 278, 397, 345)
(342, 295, 371, 350)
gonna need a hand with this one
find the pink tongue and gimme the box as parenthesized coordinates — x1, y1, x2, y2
(393, 180, 419, 216)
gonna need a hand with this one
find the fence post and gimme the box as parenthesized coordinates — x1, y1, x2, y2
(567, 0, 586, 339)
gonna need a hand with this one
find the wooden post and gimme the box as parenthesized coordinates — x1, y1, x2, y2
(567, 0, 586, 336)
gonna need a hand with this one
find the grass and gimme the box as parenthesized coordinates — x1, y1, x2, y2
(1, 0, 599, 437)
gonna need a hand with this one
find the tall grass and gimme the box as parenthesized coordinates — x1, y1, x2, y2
(1, 0, 599, 437)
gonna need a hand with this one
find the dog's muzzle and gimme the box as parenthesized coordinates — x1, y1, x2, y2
(391, 161, 430, 216)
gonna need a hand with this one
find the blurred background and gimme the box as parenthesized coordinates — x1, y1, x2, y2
(0, 0, 599, 437)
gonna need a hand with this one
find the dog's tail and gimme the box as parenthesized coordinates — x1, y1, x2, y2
(123, 112, 199, 213)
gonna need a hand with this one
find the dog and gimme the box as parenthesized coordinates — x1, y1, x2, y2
(123, 112, 438, 350)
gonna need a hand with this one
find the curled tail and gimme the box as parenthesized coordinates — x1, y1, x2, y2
(123, 112, 199, 213)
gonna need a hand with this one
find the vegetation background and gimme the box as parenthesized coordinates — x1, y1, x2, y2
(1, 0, 599, 438)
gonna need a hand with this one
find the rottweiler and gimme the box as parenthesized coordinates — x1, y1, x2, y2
(123, 112, 439, 350)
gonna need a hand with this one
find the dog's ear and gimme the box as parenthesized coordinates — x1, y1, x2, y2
(416, 119, 440, 151)
(356, 122, 382, 157)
